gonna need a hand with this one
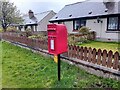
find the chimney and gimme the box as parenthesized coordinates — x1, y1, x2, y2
(28, 10, 34, 19)
(103, 0, 115, 3)
(103, 0, 115, 9)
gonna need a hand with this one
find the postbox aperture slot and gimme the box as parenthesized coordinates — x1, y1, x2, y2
(48, 30, 56, 35)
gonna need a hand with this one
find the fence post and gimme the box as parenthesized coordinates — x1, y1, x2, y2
(97, 49, 102, 65)
(113, 52, 119, 70)
(92, 48, 97, 64)
(80, 46, 83, 60)
(84, 47, 87, 61)
(88, 47, 92, 62)
(102, 50, 107, 66)
(107, 50, 113, 68)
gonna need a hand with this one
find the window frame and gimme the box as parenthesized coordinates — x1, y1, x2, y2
(107, 16, 120, 31)
(118, 17, 120, 30)
(73, 19, 80, 31)
(73, 19, 86, 31)
(58, 21, 64, 24)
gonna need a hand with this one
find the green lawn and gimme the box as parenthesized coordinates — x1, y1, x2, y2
(0, 41, 2, 89)
(77, 41, 120, 53)
(2, 41, 120, 88)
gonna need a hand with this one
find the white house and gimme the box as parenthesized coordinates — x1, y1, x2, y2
(18, 10, 56, 32)
(50, 0, 120, 42)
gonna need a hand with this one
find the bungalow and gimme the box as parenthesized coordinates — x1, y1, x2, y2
(50, 0, 120, 42)
(17, 10, 56, 32)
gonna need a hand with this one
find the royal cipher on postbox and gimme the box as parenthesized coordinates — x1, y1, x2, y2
(47, 24, 68, 55)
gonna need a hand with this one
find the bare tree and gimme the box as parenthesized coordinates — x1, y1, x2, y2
(0, 1, 23, 32)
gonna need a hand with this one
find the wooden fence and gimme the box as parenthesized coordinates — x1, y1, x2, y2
(2, 33, 48, 50)
(2, 33, 120, 79)
(66, 45, 120, 71)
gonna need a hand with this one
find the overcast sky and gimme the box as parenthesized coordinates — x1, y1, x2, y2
(10, 0, 85, 14)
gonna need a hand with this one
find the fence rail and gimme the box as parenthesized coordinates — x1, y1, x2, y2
(66, 45, 120, 71)
(2, 33, 120, 80)
(2, 33, 48, 50)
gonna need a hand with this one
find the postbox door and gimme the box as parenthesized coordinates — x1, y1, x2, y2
(48, 36, 56, 54)
(50, 39, 55, 50)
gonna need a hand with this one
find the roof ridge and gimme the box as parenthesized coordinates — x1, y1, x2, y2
(65, 0, 88, 6)
(64, 0, 119, 7)
(35, 10, 53, 15)
(23, 10, 53, 17)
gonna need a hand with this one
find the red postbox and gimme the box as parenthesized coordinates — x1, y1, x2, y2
(47, 24, 67, 55)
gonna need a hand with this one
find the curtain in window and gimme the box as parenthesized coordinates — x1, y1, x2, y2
(74, 20, 80, 30)
(119, 18, 120, 30)
(108, 17, 118, 30)
(74, 19, 86, 30)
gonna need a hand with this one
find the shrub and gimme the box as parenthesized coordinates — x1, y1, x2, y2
(28, 33, 47, 41)
(87, 31, 96, 40)
(79, 26, 90, 35)
(77, 26, 90, 43)
(0, 28, 3, 33)
(23, 28, 32, 37)
(28, 35, 37, 39)
(68, 27, 96, 45)
(7, 26, 18, 32)
(68, 35, 76, 45)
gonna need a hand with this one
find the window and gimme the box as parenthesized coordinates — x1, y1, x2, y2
(74, 20, 80, 30)
(58, 21, 64, 24)
(20, 25, 23, 28)
(119, 18, 120, 30)
(73, 19, 86, 31)
(81, 20, 86, 27)
(107, 17, 120, 31)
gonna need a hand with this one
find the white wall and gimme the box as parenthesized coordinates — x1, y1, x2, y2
(52, 21, 73, 33)
(119, 1, 120, 12)
(37, 11, 56, 31)
(52, 18, 119, 41)
(53, 22, 58, 24)
(86, 18, 119, 41)
(64, 21, 73, 33)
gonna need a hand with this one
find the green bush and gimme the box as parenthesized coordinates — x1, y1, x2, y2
(7, 26, 18, 32)
(68, 35, 76, 45)
(28, 33, 47, 41)
(77, 26, 94, 43)
(79, 36, 89, 43)
(87, 31, 96, 40)
(28, 35, 36, 39)
(0, 28, 3, 32)
(23, 28, 32, 37)
(79, 26, 90, 35)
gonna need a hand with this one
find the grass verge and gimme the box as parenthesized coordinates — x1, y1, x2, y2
(77, 41, 120, 53)
(2, 41, 120, 88)
(0, 41, 2, 89)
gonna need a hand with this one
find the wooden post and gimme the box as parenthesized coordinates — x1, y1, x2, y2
(58, 54, 60, 81)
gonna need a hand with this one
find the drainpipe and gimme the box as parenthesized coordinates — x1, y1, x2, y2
(97, 17, 103, 40)
(100, 21, 102, 40)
